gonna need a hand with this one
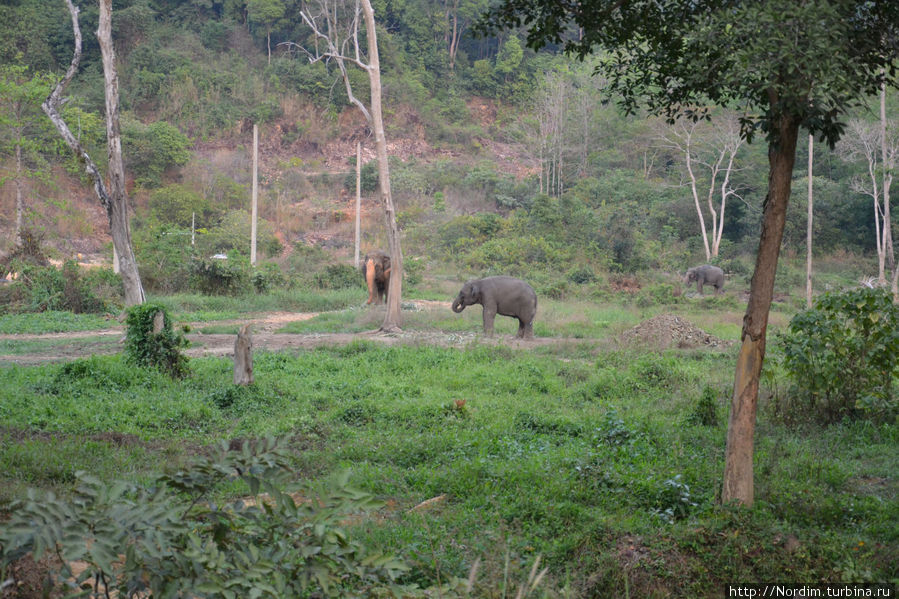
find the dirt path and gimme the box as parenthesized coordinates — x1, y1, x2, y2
(0, 302, 593, 365)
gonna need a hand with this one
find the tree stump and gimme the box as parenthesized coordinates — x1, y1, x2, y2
(152, 310, 165, 334)
(234, 324, 253, 385)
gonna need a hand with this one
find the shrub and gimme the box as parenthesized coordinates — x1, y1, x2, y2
(124, 303, 189, 378)
(0, 439, 414, 598)
(687, 386, 720, 427)
(191, 255, 251, 296)
(122, 119, 192, 188)
(252, 261, 286, 293)
(313, 263, 360, 290)
(6, 262, 122, 314)
(779, 287, 899, 423)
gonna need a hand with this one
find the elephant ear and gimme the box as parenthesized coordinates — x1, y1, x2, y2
(470, 282, 481, 302)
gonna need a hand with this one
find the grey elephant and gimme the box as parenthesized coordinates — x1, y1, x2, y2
(684, 264, 725, 295)
(451, 276, 537, 339)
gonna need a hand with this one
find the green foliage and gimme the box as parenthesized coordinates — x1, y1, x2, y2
(344, 160, 379, 194)
(779, 287, 899, 423)
(687, 386, 721, 426)
(312, 263, 360, 290)
(191, 255, 251, 296)
(124, 303, 189, 379)
(149, 184, 216, 228)
(2, 262, 122, 314)
(252, 261, 286, 293)
(199, 210, 282, 259)
(0, 439, 414, 598)
(133, 224, 197, 294)
(122, 118, 192, 187)
(0, 310, 111, 334)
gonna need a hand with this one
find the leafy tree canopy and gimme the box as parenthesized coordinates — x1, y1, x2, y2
(482, 0, 899, 146)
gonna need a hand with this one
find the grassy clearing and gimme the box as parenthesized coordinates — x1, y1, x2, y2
(151, 288, 363, 322)
(0, 336, 120, 355)
(0, 311, 115, 334)
(1, 335, 896, 596)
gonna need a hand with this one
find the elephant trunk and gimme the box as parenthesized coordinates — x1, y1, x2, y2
(451, 296, 465, 313)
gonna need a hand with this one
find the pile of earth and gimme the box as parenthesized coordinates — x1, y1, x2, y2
(619, 313, 734, 350)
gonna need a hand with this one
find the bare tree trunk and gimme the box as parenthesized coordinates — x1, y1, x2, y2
(14, 142, 23, 247)
(883, 83, 895, 276)
(98, 0, 145, 306)
(807, 133, 813, 308)
(722, 112, 799, 506)
(361, 0, 403, 332)
(43, 0, 144, 305)
(685, 137, 712, 261)
(354, 141, 361, 269)
(881, 83, 899, 301)
(251, 123, 258, 265)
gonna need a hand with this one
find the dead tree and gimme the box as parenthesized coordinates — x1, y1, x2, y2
(658, 111, 745, 260)
(283, 0, 403, 332)
(234, 324, 254, 385)
(42, 0, 145, 305)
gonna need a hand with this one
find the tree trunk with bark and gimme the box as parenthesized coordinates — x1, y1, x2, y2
(43, 0, 144, 306)
(98, 0, 145, 306)
(14, 142, 23, 247)
(722, 112, 799, 506)
(361, 0, 404, 332)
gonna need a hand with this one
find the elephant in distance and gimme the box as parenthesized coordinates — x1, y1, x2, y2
(361, 250, 391, 304)
(452, 276, 537, 339)
(684, 264, 725, 295)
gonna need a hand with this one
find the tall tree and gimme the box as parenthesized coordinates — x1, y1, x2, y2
(247, 0, 286, 65)
(838, 112, 899, 284)
(286, 0, 404, 332)
(0, 61, 54, 247)
(657, 111, 744, 260)
(483, 0, 899, 505)
(43, 0, 145, 305)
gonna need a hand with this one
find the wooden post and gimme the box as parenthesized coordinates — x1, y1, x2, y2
(234, 324, 254, 385)
(251, 123, 258, 266)
(355, 141, 361, 269)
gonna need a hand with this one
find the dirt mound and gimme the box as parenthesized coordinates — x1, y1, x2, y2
(619, 314, 733, 350)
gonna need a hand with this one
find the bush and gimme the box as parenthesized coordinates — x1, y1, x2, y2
(122, 119, 192, 188)
(124, 302, 189, 378)
(252, 261, 286, 293)
(5, 262, 122, 314)
(313, 263, 360, 290)
(779, 287, 899, 423)
(191, 255, 251, 296)
(0, 439, 415, 598)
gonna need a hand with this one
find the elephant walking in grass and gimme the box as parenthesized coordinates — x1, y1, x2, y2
(684, 264, 725, 295)
(452, 276, 537, 339)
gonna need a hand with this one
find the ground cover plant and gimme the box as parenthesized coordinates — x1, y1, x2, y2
(1, 298, 896, 596)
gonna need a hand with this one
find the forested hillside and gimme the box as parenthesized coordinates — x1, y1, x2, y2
(0, 0, 896, 293)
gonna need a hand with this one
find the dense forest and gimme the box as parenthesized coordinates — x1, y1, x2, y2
(0, 0, 897, 296)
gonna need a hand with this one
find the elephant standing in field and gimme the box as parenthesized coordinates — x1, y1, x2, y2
(361, 251, 391, 304)
(684, 264, 725, 295)
(452, 276, 537, 339)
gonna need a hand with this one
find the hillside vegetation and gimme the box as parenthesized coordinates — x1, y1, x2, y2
(1, 0, 896, 291)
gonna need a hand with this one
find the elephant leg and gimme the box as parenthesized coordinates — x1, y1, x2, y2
(697, 280, 704, 295)
(517, 319, 534, 339)
(482, 309, 496, 336)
